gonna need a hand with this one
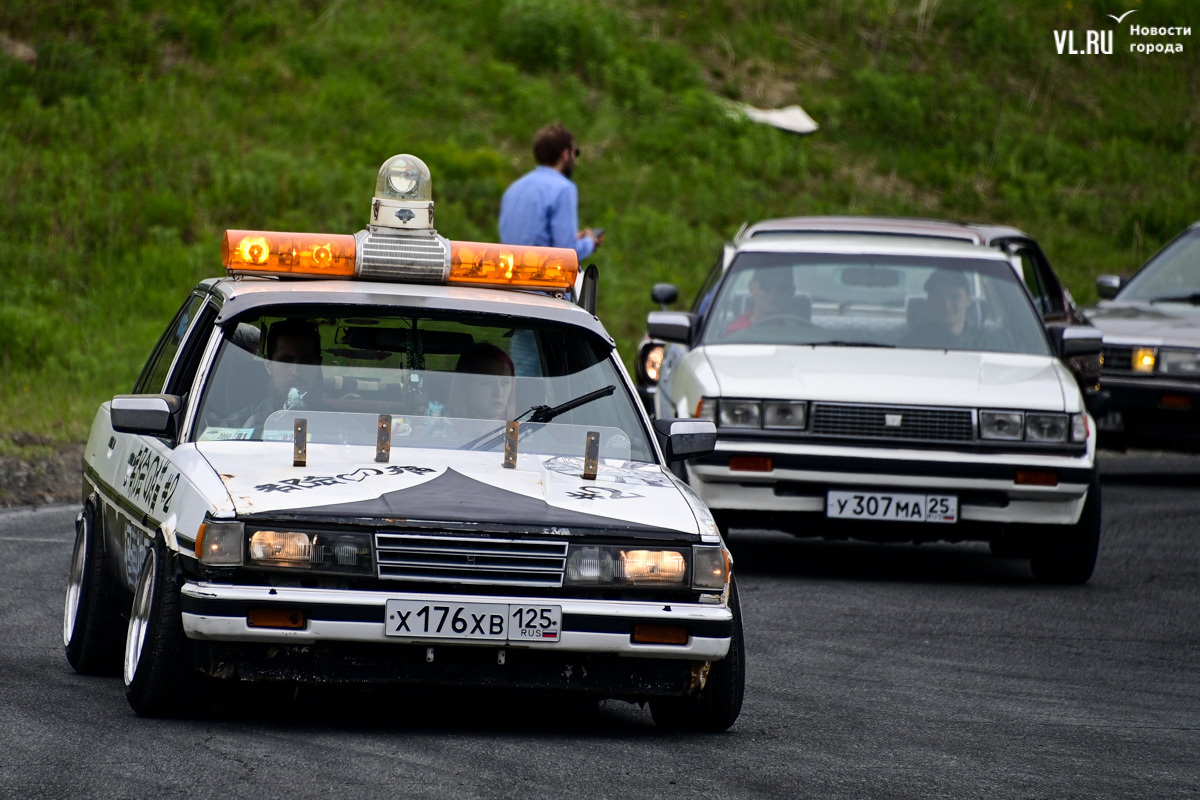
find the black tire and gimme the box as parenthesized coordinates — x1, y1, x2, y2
(650, 578, 745, 732)
(1029, 473, 1102, 585)
(63, 504, 124, 675)
(124, 533, 199, 717)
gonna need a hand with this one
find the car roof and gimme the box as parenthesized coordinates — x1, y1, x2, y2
(199, 276, 614, 344)
(730, 232, 1013, 261)
(738, 216, 1030, 246)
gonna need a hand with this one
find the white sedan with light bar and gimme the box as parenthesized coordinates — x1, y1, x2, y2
(63, 154, 742, 731)
(646, 228, 1104, 584)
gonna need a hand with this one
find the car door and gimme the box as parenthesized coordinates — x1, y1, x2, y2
(1000, 237, 1100, 394)
(96, 292, 214, 590)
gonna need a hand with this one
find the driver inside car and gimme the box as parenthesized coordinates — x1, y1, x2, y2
(236, 319, 324, 428)
(723, 267, 796, 336)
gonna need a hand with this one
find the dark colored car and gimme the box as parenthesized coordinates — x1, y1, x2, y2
(636, 217, 1105, 417)
(1086, 222, 1200, 451)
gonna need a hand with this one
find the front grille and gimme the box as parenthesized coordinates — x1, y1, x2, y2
(375, 533, 567, 588)
(810, 403, 975, 443)
(358, 231, 450, 282)
(1102, 345, 1132, 371)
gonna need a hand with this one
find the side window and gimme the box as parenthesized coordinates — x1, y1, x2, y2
(1013, 249, 1050, 316)
(133, 294, 206, 394)
(165, 301, 219, 398)
(691, 253, 725, 316)
(1013, 245, 1066, 320)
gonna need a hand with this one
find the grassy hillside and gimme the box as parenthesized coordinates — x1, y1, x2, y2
(1, 0, 1196, 449)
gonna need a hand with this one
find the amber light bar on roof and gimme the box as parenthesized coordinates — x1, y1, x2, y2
(222, 230, 358, 278)
(448, 241, 578, 290)
(221, 230, 578, 291)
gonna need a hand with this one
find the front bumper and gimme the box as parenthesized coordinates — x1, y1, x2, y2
(687, 439, 1095, 527)
(180, 582, 732, 661)
(1097, 374, 1200, 449)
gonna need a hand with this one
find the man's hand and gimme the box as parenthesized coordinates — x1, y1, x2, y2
(580, 228, 605, 250)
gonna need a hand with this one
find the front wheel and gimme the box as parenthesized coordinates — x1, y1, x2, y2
(1029, 474, 1102, 585)
(63, 505, 123, 675)
(124, 534, 199, 716)
(649, 579, 745, 732)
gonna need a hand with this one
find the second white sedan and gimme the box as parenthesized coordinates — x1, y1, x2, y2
(648, 232, 1104, 583)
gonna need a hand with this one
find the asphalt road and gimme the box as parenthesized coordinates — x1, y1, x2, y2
(2, 452, 1197, 799)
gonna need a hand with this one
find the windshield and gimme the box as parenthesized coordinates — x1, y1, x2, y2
(193, 308, 654, 462)
(1118, 232, 1200, 302)
(699, 252, 1050, 356)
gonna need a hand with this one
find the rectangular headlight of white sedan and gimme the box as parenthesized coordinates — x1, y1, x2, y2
(762, 400, 807, 429)
(979, 410, 1024, 440)
(718, 400, 762, 428)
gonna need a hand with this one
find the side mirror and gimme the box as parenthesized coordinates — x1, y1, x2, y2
(111, 394, 182, 439)
(650, 283, 678, 309)
(1095, 275, 1124, 300)
(653, 418, 716, 462)
(577, 264, 599, 314)
(1052, 326, 1103, 359)
(646, 311, 694, 345)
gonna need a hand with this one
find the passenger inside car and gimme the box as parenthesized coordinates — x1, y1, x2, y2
(448, 342, 516, 420)
(901, 270, 993, 351)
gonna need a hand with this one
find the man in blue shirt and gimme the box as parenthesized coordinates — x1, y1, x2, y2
(499, 124, 604, 261)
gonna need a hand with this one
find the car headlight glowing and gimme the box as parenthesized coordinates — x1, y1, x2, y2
(762, 400, 807, 429)
(197, 520, 244, 566)
(250, 531, 312, 567)
(1133, 347, 1157, 373)
(621, 549, 687, 582)
(642, 344, 664, 383)
(718, 400, 761, 428)
(1025, 413, 1069, 443)
(1158, 348, 1200, 375)
(564, 545, 688, 587)
(979, 410, 1024, 440)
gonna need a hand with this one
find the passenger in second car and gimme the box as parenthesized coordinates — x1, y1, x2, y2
(902, 269, 992, 351)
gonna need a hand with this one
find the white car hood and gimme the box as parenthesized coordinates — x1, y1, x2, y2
(195, 443, 699, 536)
(701, 345, 1069, 410)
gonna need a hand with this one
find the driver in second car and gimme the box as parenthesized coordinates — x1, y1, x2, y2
(723, 268, 796, 337)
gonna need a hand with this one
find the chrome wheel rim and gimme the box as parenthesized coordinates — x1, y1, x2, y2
(124, 546, 156, 686)
(63, 520, 88, 646)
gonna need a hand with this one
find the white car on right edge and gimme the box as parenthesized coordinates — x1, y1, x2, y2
(647, 229, 1105, 583)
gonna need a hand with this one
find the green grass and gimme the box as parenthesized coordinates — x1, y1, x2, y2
(1, 0, 1197, 446)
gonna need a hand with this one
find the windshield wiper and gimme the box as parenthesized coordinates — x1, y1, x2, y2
(464, 385, 616, 451)
(527, 385, 615, 424)
(1149, 293, 1200, 305)
(806, 341, 896, 348)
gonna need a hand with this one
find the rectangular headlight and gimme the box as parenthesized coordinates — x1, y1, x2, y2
(718, 400, 761, 428)
(248, 530, 372, 573)
(1025, 413, 1069, 443)
(197, 520, 244, 566)
(762, 400, 807, 429)
(1158, 348, 1200, 375)
(979, 410, 1024, 440)
(565, 545, 688, 587)
(692, 545, 728, 590)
